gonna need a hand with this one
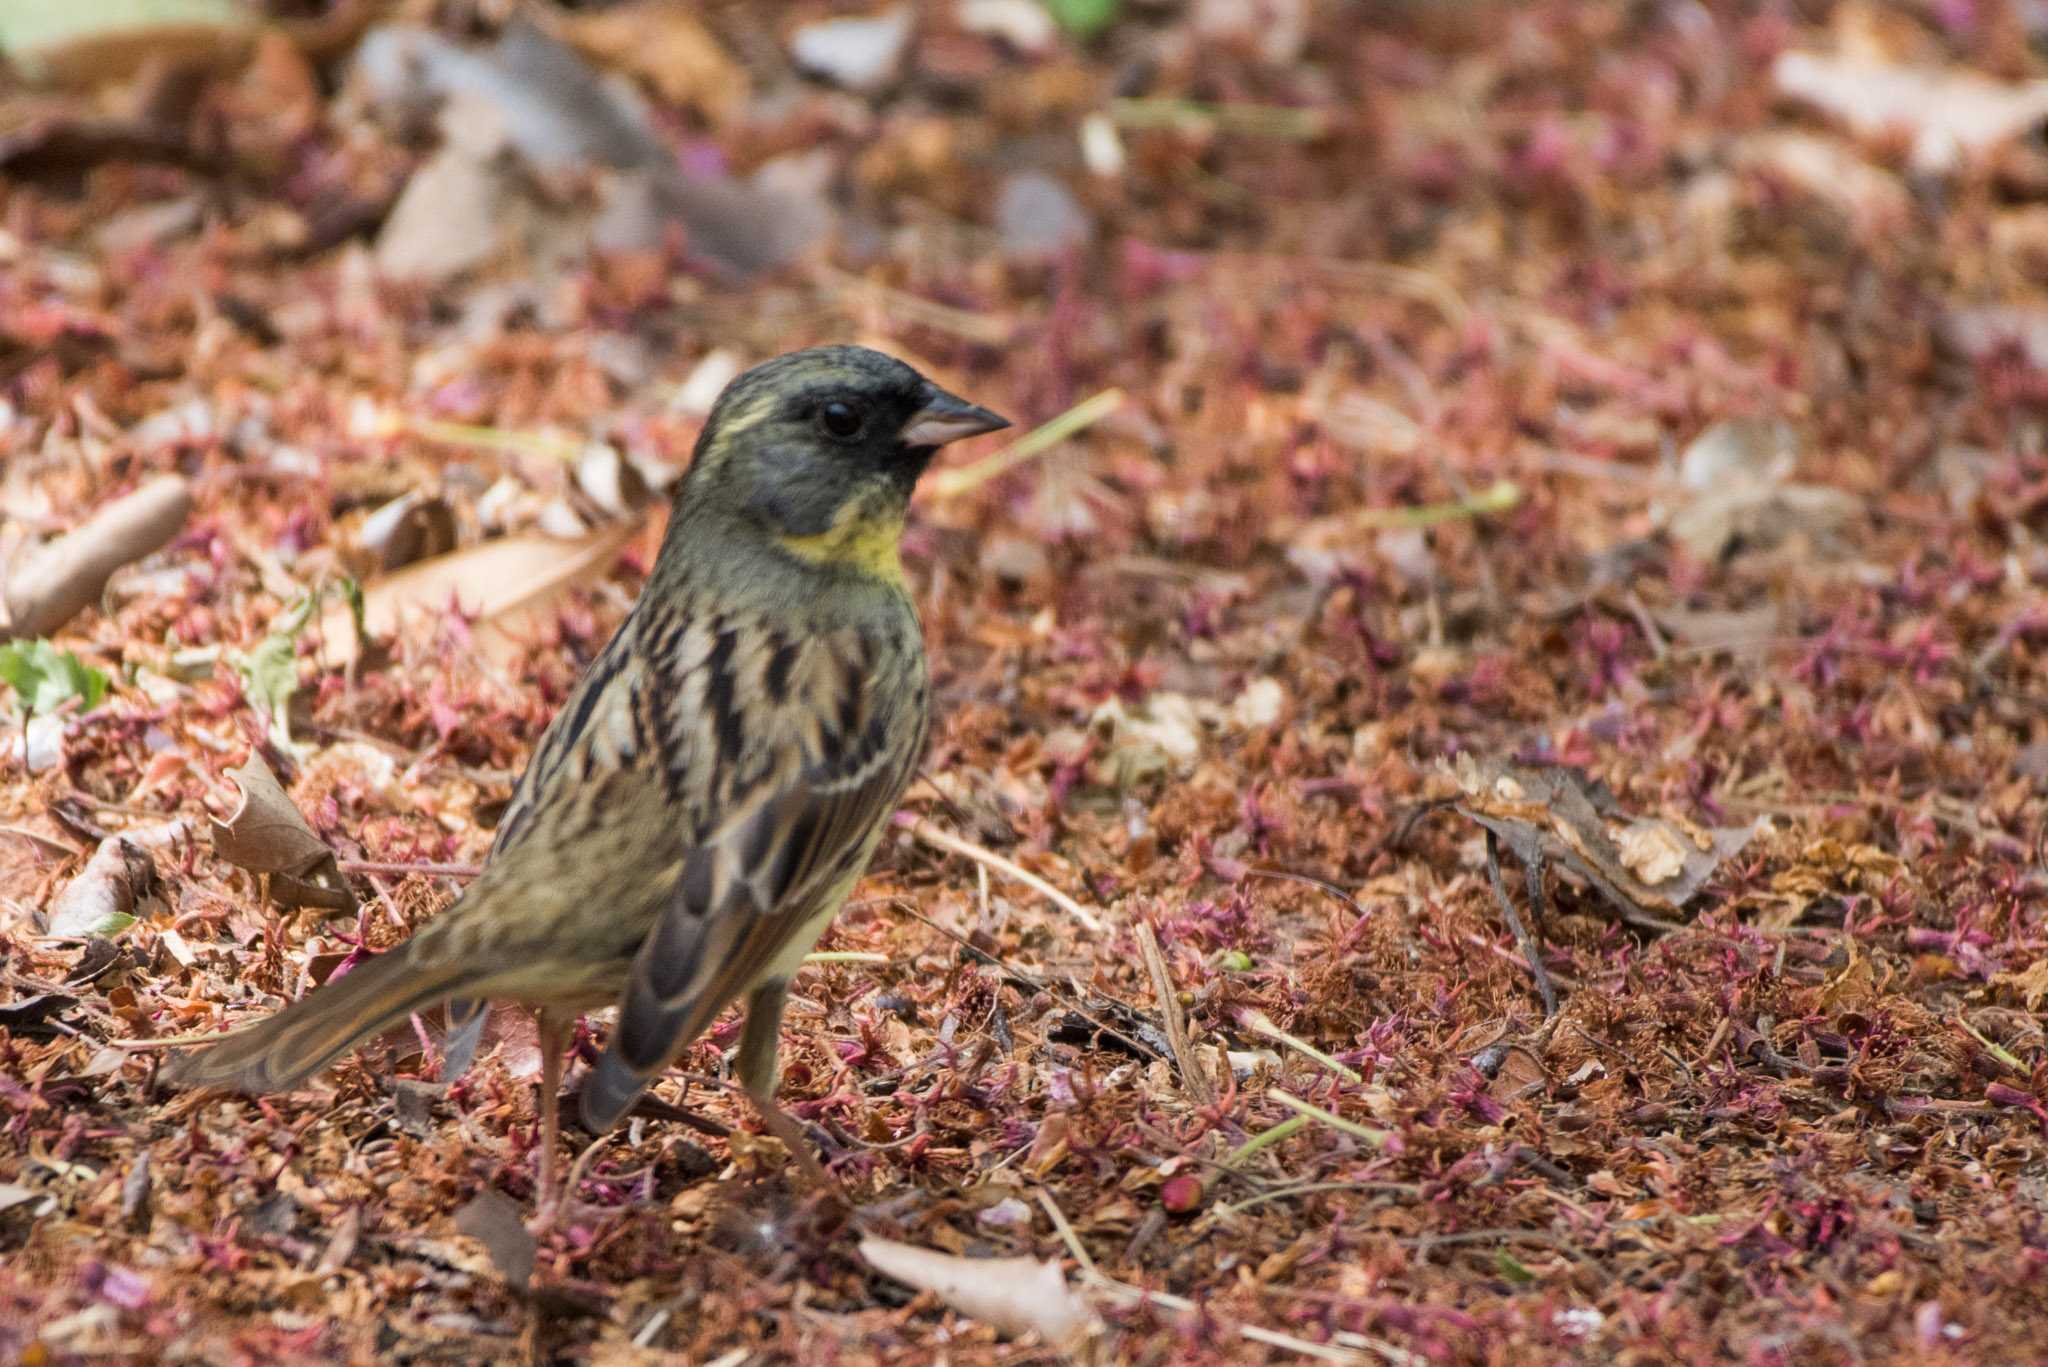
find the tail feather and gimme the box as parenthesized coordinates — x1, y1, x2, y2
(162, 942, 485, 1094)
(579, 1048, 649, 1133)
(439, 998, 492, 1083)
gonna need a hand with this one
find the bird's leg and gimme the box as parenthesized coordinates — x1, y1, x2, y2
(530, 1007, 574, 1232)
(736, 979, 833, 1191)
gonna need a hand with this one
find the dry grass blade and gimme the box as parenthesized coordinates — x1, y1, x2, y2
(924, 389, 1123, 500)
(900, 816, 1107, 934)
(1138, 921, 1214, 1105)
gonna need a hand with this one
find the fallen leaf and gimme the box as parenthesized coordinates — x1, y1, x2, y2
(1774, 48, 2048, 176)
(1615, 821, 1690, 885)
(0, 640, 110, 718)
(1993, 959, 2048, 1012)
(317, 522, 637, 670)
(352, 21, 823, 279)
(790, 7, 913, 93)
(45, 838, 158, 938)
(347, 491, 457, 576)
(2, 476, 191, 639)
(556, 1, 747, 121)
(1732, 132, 1909, 238)
(1452, 754, 1763, 923)
(858, 1236, 1099, 1350)
(0, 993, 79, 1034)
(453, 1190, 534, 1289)
(1661, 420, 1858, 564)
(210, 753, 354, 913)
(0, 0, 256, 88)
(234, 593, 320, 753)
(0, 1184, 49, 1217)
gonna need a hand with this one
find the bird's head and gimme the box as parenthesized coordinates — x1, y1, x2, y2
(684, 346, 1008, 583)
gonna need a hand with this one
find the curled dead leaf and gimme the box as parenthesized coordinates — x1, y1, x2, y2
(1992, 959, 2048, 1013)
(858, 1236, 1100, 1351)
(1614, 821, 1690, 885)
(453, 1190, 534, 1290)
(555, 0, 747, 121)
(347, 491, 457, 576)
(45, 836, 163, 938)
(3, 476, 191, 640)
(210, 753, 354, 913)
(1452, 752, 1763, 922)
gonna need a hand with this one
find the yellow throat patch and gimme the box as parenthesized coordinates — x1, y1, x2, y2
(776, 500, 907, 586)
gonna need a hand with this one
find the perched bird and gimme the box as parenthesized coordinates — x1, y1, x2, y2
(165, 346, 1008, 1216)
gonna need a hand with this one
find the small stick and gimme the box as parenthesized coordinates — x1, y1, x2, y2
(1485, 831, 1559, 1017)
(1137, 923, 1213, 1106)
(924, 389, 1124, 501)
(340, 859, 484, 879)
(899, 816, 1106, 934)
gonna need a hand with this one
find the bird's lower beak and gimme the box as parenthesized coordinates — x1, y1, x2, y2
(900, 388, 1010, 448)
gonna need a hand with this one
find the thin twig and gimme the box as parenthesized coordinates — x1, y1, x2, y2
(898, 816, 1107, 934)
(924, 389, 1124, 501)
(1484, 831, 1559, 1017)
(882, 897, 1163, 1062)
(340, 858, 484, 879)
(1137, 922, 1214, 1105)
(1035, 1187, 1098, 1277)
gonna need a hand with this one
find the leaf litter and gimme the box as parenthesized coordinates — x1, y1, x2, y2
(0, 0, 2046, 1363)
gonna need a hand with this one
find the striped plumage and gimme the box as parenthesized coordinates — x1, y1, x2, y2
(165, 347, 1006, 1198)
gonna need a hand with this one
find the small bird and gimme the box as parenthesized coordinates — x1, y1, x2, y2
(165, 346, 1008, 1217)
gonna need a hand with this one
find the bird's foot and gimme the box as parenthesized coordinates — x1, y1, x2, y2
(528, 1133, 613, 1237)
(746, 1091, 844, 1203)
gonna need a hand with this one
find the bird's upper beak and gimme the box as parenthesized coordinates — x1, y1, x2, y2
(900, 386, 1010, 448)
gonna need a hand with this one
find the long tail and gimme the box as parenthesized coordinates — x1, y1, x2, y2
(162, 940, 488, 1094)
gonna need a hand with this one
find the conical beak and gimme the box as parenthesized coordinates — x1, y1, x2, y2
(901, 386, 1010, 448)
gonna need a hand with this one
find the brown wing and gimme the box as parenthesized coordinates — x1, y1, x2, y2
(577, 629, 923, 1131)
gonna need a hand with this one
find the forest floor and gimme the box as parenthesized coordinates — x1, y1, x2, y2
(2, 1, 2047, 1362)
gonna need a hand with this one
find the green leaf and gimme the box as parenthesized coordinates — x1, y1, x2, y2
(339, 576, 367, 651)
(1040, 0, 1117, 38)
(1220, 950, 1254, 972)
(0, 640, 110, 718)
(46, 903, 136, 939)
(1493, 1249, 1536, 1285)
(236, 592, 319, 750)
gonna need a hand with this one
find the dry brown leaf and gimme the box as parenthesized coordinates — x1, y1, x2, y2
(344, 491, 457, 576)
(453, 1190, 534, 1289)
(44, 837, 160, 938)
(211, 753, 353, 913)
(1821, 943, 1883, 1011)
(1774, 48, 2048, 176)
(3, 476, 191, 640)
(1992, 959, 2048, 1012)
(556, 1, 747, 121)
(858, 1236, 1100, 1351)
(317, 522, 638, 670)
(1452, 754, 1763, 921)
(1732, 132, 1910, 237)
(2, 1, 259, 88)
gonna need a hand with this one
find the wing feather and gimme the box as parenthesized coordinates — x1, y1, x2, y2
(579, 626, 921, 1130)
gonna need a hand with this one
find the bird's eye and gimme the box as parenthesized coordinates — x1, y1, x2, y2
(817, 400, 865, 439)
